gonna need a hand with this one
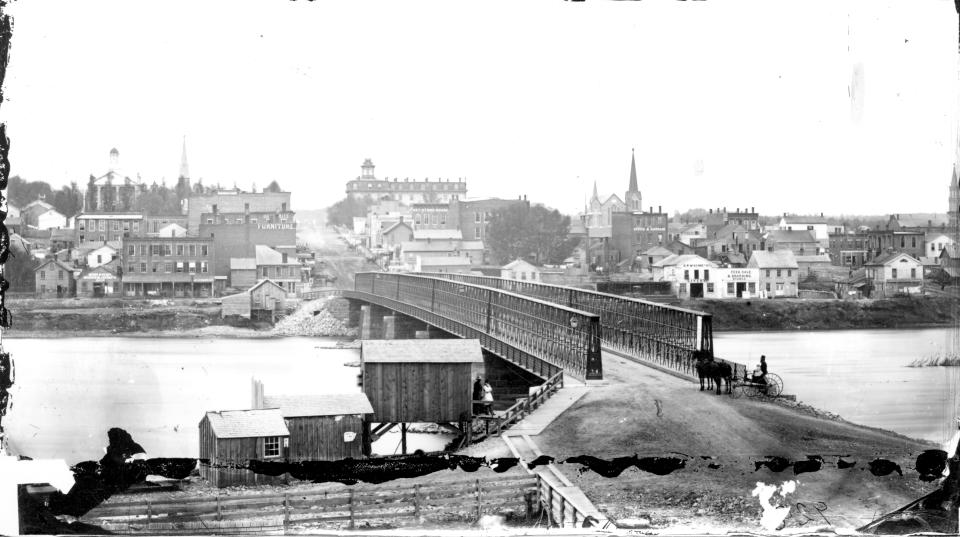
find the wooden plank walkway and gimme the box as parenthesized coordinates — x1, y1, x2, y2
(502, 381, 589, 437)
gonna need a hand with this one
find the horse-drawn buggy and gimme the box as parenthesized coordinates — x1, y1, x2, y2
(731, 371, 782, 399)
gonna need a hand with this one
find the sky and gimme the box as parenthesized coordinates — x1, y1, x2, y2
(0, 0, 957, 217)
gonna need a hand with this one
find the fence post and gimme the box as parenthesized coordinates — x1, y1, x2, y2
(283, 493, 290, 531)
(348, 489, 355, 530)
(146, 499, 152, 523)
(414, 484, 421, 518)
(545, 484, 553, 527)
(475, 479, 482, 521)
(216, 495, 222, 521)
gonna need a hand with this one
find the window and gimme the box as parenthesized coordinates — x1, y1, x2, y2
(704, 269, 710, 281)
(140, 263, 147, 273)
(127, 245, 135, 255)
(776, 283, 784, 291)
(475, 225, 481, 238)
(96, 255, 102, 264)
(40, 284, 46, 294)
(151, 245, 161, 256)
(776, 269, 782, 277)
(176, 262, 184, 273)
(189, 245, 196, 257)
(151, 263, 158, 273)
(765, 269, 770, 277)
(892, 268, 898, 279)
(787, 269, 792, 277)
(900, 237, 905, 248)
(98, 234, 106, 242)
(164, 245, 172, 256)
(693, 269, 700, 280)
(263, 436, 280, 457)
(79, 221, 85, 231)
(58, 270, 64, 280)
(177, 245, 184, 256)
(749, 282, 756, 293)
(474, 212, 481, 223)
(765, 283, 771, 292)
(707, 283, 714, 293)
(910, 268, 916, 279)
(206, 218, 213, 224)
(99, 220, 106, 232)
(201, 245, 208, 256)
(414, 214, 421, 225)
(201, 261, 208, 273)
(39, 270, 45, 279)
(727, 282, 734, 294)
(123, 222, 130, 231)
(112, 221, 119, 231)
(128, 264, 135, 273)
(165, 262, 172, 273)
(188, 262, 196, 273)
(132, 221, 139, 232)
(679, 283, 687, 294)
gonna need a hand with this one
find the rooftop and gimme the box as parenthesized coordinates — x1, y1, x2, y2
(263, 393, 374, 417)
(362, 339, 484, 363)
(204, 408, 289, 439)
(748, 249, 799, 269)
(413, 229, 463, 241)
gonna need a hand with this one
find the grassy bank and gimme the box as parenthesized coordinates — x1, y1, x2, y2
(679, 295, 960, 331)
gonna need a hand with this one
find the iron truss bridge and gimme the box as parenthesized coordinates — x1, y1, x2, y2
(410, 272, 747, 380)
(345, 272, 603, 381)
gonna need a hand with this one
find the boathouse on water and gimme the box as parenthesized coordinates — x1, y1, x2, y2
(360, 339, 485, 453)
(198, 408, 290, 488)
(251, 379, 374, 461)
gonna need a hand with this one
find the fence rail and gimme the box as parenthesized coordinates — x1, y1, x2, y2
(297, 288, 342, 300)
(83, 474, 539, 534)
(413, 272, 747, 379)
(349, 272, 603, 380)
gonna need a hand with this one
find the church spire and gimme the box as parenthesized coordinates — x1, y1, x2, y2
(628, 148, 638, 193)
(591, 180, 599, 203)
(179, 136, 190, 179)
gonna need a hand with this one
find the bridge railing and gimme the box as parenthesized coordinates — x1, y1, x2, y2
(352, 272, 603, 381)
(413, 272, 735, 379)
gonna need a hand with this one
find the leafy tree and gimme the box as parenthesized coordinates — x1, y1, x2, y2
(486, 203, 577, 265)
(85, 175, 98, 212)
(326, 195, 373, 227)
(5, 249, 39, 292)
(51, 182, 82, 218)
(8, 175, 53, 208)
(264, 180, 283, 193)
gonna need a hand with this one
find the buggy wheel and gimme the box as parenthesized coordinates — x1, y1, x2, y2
(764, 373, 783, 398)
(731, 383, 745, 399)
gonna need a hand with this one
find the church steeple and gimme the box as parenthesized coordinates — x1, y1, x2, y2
(590, 180, 599, 203)
(625, 148, 642, 212)
(179, 136, 190, 180)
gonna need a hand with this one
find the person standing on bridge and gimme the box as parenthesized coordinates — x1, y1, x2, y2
(472, 376, 483, 414)
(482, 380, 494, 416)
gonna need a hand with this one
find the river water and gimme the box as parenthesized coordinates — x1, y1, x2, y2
(5, 329, 959, 464)
(3, 337, 451, 465)
(714, 327, 960, 446)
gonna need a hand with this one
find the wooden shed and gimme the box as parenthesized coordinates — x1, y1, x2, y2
(198, 408, 290, 488)
(263, 393, 374, 461)
(361, 339, 485, 424)
(221, 279, 287, 321)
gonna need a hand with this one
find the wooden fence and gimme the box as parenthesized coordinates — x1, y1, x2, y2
(477, 371, 564, 438)
(81, 474, 538, 534)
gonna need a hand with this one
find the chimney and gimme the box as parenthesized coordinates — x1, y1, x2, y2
(928, 219, 932, 227)
(751, 207, 755, 213)
(709, 208, 713, 214)
(649, 206, 653, 213)
(658, 205, 661, 213)
(282, 253, 288, 263)
(820, 212, 824, 218)
(723, 207, 726, 212)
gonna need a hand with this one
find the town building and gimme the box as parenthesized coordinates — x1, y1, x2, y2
(122, 236, 215, 297)
(610, 207, 670, 265)
(449, 197, 528, 244)
(411, 203, 450, 229)
(939, 245, 960, 280)
(776, 215, 831, 247)
(668, 222, 707, 245)
(145, 215, 189, 236)
(34, 259, 76, 298)
(794, 254, 833, 279)
(501, 258, 541, 281)
(76, 261, 121, 298)
(21, 200, 68, 230)
(747, 250, 799, 298)
(584, 184, 625, 228)
(199, 408, 290, 488)
(345, 159, 467, 204)
(381, 220, 413, 251)
(829, 229, 871, 267)
(85, 244, 118, 269)
(864, 252, 924, 297)
(651, 254, 718, 298)
(253, 245, 302, 295)
(221, 279, 288, 321)
(701, 207, 760, 237)
(49, 229, 75, 252)
(764, 229, 820, 256)
(924, 232, 956, 258)
(83, 148, 142, 213)
(229, 258, 257, 289)
(694, 224, 764, 261)
(75, 212, 144, 247)
(638, 246, 674, 271)
(188, 189, 292, 233)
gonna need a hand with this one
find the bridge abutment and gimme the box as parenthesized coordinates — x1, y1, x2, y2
(360, 304, 390, 340)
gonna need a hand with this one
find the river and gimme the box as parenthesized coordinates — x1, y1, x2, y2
(3, 337, 451, 465)
(5, 329, 958, 464)
(714, 327, 960, 446)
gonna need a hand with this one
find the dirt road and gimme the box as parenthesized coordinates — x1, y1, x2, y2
(535, 353, 937, 532)
(298, 225, 380, 289)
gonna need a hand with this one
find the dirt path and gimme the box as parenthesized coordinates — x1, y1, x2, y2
(298, 226, 380, 289)
(535, 354, 937, 532)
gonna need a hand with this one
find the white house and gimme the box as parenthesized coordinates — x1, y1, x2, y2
(924, 232, 955, 258)
(501, 259, 541, 281)
(85, 244, 118, 269)
(777, 216, 830, 246)
(864, 252, 923, 297)
(652, 254, 718, 298)
(37, 208, 68, 230)
(747, 250, 800, 298)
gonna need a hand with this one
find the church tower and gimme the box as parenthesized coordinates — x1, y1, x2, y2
(950, 129, 960, 232)
(624, 148, 642, 212)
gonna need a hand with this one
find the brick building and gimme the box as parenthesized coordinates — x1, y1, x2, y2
(75, 212, 144, 247)
(610, 207, 669, 265)
(187, 190, 292, 233)
(34, 259, 76, 298)
(345, 159, 466, 204)
(122, 236, 216, 297)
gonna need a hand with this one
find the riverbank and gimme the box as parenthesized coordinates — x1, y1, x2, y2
(681, 295, 960, 331)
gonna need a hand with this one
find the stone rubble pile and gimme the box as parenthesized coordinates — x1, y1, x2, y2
(272, 298, 359, 338)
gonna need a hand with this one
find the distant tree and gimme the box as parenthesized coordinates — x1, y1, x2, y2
(486, 203, 577, 265)
(85, 175, 98, 212)
(5, 250, 39, 292)
(51, 182, 82, 217)
(264, 180, 283, 193)
(8, 175, 53, 208)
(326, 195, 374, 227)
(100, 179, 116, 211)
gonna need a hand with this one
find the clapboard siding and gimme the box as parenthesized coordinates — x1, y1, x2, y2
(364, 362, 472, 423)
(198, 415, 288, 488)
(285, 415, 364, 461)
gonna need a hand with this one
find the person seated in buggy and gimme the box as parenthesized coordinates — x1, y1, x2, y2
(751, 355, 768, 388)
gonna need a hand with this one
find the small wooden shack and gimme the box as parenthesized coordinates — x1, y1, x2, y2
(198, 408, 290, 488)
(361, 339, 484, 423)
(263, 393, 374, 461)
(221, 279, 287, 321)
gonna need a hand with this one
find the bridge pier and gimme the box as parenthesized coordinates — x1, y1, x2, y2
(383, 314, 428, 340)
(360, 304, 390, 340)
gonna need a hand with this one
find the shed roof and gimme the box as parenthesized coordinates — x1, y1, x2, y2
(263, 393, 374, 417)
(766, 229, 818, 243)
(255, 245, 299, 265)
(413, 229, 462, 240)
(865, 251, 921, 266)
(502, 258, 539, 271)
(204, 408, 289, 439)
(362, 339, 484, 363)
(794, 254, 832, 263)
(641, 246, 674, 257)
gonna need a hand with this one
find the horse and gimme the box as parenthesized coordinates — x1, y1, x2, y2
(693, 350, 714, 391)
(693, 351, 732, 395)
(708, 360, 733, 395)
